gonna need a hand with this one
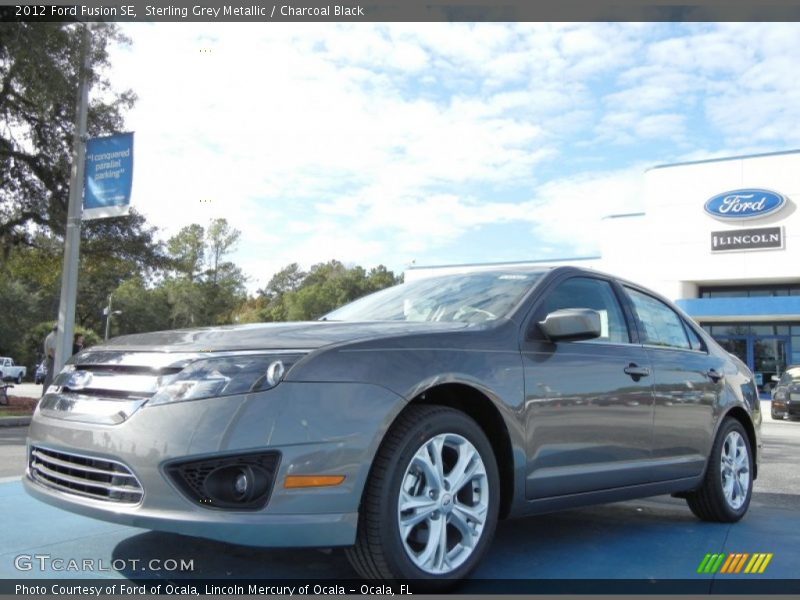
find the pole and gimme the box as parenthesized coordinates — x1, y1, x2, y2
(54, 23, 92, 375)
(104, 294, 112, 340)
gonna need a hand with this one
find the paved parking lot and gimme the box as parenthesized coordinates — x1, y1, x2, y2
(1, 403, 798, 592)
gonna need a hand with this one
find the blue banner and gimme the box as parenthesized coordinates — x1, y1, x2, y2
(83, 132, 134, 220)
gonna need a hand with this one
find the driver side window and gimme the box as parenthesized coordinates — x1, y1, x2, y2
(536, 277, 630, 344)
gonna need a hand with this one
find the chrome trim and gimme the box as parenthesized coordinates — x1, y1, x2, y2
(70, 349, 312, 369)
(54, 371, 162, 396)
(30, 449, 137, 479)
(29, 446, 143, 504)
(38, 394, 147, 425)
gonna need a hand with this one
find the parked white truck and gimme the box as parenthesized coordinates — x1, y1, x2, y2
(0, 357, 27, 384)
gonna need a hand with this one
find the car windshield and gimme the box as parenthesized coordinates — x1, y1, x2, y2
(781, 367, 800, 383)
(323, 270, 544, 323)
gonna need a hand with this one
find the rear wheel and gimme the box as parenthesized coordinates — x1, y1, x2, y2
(346, 405, 499, 584)
(16, 373, 23, 384)
(686, 418, 752, 522)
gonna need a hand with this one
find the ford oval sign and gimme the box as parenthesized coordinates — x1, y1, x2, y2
(64, 370, 93, 391)
(704, 189, 787, 221)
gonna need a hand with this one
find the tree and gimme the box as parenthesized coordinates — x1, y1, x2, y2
(261, 263, 305, 297)
(254, 260, 402, 322)
(257, 263, 306, 322)
(0, 22, 136, 258)
(206, 218, 240, 285)
(112, 276, 171, 336)
(0, 280, 40, 360)
(161, 218, 246, 327)
(167, 223, 205, 282)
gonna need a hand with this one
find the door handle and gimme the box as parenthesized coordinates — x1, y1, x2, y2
(624, 363, 651, 379)
(706, 368, 724, 382)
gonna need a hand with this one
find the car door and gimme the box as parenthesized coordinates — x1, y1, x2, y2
(622, 286, 724, 481)
(521, 275, 656, 499)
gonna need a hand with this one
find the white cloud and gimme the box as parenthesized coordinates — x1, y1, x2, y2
(102, 22, 800, 291)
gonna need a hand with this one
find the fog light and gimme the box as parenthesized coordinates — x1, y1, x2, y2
(234, 470, 249, 497)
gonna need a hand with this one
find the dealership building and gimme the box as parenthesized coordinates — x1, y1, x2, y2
(407, 150, 800, 397)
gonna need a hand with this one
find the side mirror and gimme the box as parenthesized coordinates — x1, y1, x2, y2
(539, 308, 602, 342)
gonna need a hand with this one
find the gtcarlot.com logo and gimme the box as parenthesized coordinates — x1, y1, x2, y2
(14, 554, 194, 573)
(697, 552, 773, 575)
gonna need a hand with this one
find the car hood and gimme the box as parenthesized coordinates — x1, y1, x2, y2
(97, 321, 471, 353)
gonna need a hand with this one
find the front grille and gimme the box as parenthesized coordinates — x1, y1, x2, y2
(29, 446, 143, 504)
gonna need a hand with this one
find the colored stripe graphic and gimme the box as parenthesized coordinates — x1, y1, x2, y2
(720, 554, 736, 574)
(711, 554, 726, 573)
(759, 554, 773, 573)
(699, 553, 771, 575)
(750, 554, 767, 573)
(744, 554, 760, 573)
(734, 553, 749, 573)
(697, 554, 713, 574)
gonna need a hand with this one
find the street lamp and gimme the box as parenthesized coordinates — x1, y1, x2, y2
(103, 294, 123, 340)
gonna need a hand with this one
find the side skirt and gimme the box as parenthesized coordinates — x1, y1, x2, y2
(509, 476, 703, 518)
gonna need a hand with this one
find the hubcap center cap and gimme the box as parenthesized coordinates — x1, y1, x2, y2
(440, 493, 453, 512)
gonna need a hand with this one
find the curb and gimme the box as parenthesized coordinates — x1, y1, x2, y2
(0, 416, 31, 428)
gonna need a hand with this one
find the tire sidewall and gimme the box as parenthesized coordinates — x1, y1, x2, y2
(712, 419, 753, 520)
(376, 409, 500, 581)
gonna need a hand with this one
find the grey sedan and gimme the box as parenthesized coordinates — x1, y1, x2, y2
(24, 266, 760, 583)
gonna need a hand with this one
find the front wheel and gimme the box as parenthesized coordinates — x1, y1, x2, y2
(346, 405, 499, 584)
(686, 417, 753, 522)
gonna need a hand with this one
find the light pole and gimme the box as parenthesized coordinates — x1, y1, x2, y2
(54, 22, 92, 375)
(104, 294, 123, 341)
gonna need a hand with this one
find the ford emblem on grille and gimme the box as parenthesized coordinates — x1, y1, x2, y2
(65, 370, 94, 390)
(704, 189, 787, 221)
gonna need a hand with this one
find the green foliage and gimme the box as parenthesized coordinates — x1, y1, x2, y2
(0, 24, 404, 348)
(0, 22, 136, 257)
(0, 281, 41, 365)
(14, 320, 101, 377)
(254, 260, 402, 322)
(112, 277, 171, 336)
(167, 223, 205, 282)
(156, 218, 247, 329)
(206, 218, 240, 285)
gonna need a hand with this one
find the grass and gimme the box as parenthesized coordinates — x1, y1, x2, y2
(0, 408, 33, 417)
(0, 401, 36, 417)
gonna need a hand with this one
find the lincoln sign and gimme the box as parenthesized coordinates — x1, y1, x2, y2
(711, 226, 783, 252)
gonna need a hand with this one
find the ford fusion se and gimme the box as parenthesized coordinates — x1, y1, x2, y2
(25, 266, 760, 582)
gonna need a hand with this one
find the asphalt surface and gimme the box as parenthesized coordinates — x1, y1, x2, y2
(0, 402, 798, 590)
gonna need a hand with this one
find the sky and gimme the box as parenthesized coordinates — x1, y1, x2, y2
(108, 22, 800, 292)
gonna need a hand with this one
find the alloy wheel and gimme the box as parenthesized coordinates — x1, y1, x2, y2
(397, 433, 489, 575)
(720, 430, 750, 510)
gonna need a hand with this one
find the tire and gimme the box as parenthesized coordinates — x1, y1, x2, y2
(771, 409, 782, 420)
(16, 373, 23, 384)
(346, 405, 499, 586)
(686, 418, 753, 522)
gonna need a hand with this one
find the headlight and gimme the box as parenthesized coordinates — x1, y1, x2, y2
(148, 354, 304, 406)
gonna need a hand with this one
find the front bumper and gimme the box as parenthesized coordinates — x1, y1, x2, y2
(24, 381, 404, 547)
(771, 399, 800, 417)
